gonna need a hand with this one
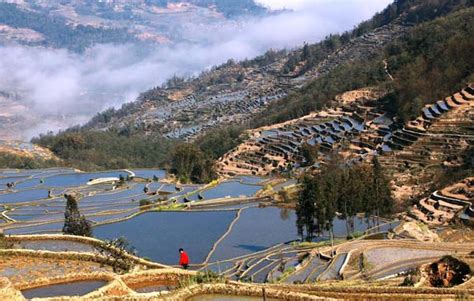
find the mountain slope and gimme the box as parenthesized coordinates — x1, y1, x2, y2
(31, 0, 474, 176)
(80, 9, 409, 141)
(218, 6, 474, 204)
(0, 0, 268, 51)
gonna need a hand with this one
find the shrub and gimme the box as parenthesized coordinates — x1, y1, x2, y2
(63, 193, 92, 237)
(97, 237, 136, 273)
(179, 270, 223, 287)
(139, 199, 153, 207)
(0, 233, 13, 249)
(401, 268, 420, 287)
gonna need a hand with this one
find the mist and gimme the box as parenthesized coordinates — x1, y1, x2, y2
(0, 0, 392, 140)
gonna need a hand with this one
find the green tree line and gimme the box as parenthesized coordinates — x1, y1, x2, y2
(296, 157, 394, 241)
(0, 3, 134, 52)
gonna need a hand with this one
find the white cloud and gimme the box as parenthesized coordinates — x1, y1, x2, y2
(0, 0, 393, 139)
(257, 0, 392, 11)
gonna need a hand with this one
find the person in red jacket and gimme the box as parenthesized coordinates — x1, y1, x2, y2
(179, 248, 189, 269)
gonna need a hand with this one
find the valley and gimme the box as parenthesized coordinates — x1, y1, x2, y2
(0, 167, 472, 299)
(0, 0, 473, 300)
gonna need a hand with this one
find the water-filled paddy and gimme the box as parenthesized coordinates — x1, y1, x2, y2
(8, 211, 64, 222)
(5, 221, 63, 235)
(209, 208, 394, 263)
(21, 280, 107, 299)
(132, 169, 166, 180)
(237, 176, 264, 185)
(0, 189, 50, 204)
(94, 211, 237, 265)
(209, 207, 298, 262)
(0, 168, 398, 272)
(17, 240, 96, 253)
(201, 181, 261, 200)
(42, 171, 130, 188)
(87, 210, 138, 224)
(0, 176, 30, 185)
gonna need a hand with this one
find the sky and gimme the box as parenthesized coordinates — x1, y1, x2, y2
(0, 0, 393, 139)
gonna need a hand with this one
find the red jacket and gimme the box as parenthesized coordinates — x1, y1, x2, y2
(179, 251, 189, 266)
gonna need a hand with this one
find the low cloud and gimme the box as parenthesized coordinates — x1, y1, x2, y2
(0, 0, 392, 139)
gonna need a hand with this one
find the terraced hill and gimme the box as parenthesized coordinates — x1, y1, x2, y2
(409, 177, 473, 225)
(83, 17, 410, 141)
(0, 141, 58, 162)
(218, 85, 473, 201)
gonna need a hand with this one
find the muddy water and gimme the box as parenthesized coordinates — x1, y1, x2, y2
(188, 295, 280, 301)
(21, 280, 107, 298)
(129, 280, 177, 293)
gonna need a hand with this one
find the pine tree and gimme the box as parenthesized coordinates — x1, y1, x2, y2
(372, 157, 394, 218)
(296, 176, 317, 241)
(63, 193, 92, 237)
(301, 43, 311, 61)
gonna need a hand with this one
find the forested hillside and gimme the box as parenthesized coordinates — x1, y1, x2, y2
(0, 3, 134, 52)
(27, 0, 474, 184)
(0, 0, 268, 52)
(149, 0, 267, 17)
(251, 0, 474, 127)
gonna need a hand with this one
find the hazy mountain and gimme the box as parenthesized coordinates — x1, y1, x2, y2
(0, 0, 268, 51)
(0, 0, 390, 140)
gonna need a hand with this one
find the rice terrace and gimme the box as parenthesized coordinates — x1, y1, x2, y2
(0, 0, 473, 300)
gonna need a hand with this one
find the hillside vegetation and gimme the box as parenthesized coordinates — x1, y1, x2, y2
(0, 3, 134, 52)
(32, 131, 173, 171)
(251, 2, 474, 127)
(26, 0, 474, 184)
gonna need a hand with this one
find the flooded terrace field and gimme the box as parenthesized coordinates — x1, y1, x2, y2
(0, 168, 265, 239)
(0, 168, 397, 285)
(21, 280, 107, 299)
(94, 210, 238, 264)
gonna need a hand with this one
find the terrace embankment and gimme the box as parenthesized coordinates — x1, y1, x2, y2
(217, 86, 393, 177)
(218, 85, 473, 207)
(0, 231, 472, 299)
(4, 234, 169, 269)
(0, 141, 59, 161)
(85, 16, 408, 142)
(0, 267, 195, 300)
(409, 177, 473, 226)
(328, 237, 473, 281)
(123, 278, 474, 300)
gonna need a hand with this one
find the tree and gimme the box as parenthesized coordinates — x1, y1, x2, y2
(170, 143, 217, 184)
(301, 43, 311, 61)
(296, 176, 317, 241)
(300, 143, 318, 166)
(63, 193, 92, 237)
(296, 156, 394, 242)
(338, 167, 364, 236)
(97, 237, 136, 273)
(371, 157, 394, 219)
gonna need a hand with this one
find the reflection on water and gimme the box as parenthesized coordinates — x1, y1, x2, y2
(131, 169, 166, 180)
(42, 171, 129, 188)
(201, 181, 261, 200)
(94, 211, 237, 264)
(21, 280, 107, 299)
(0, 189, 49, 204)
(209, 207, 298, 262)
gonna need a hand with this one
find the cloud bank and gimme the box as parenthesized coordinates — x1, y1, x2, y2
(0, 0, 392, 139)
